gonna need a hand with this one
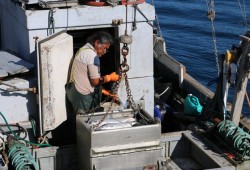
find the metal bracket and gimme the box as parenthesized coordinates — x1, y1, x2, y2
(112, 19, 123, 26)
(134, 5, 154, 28)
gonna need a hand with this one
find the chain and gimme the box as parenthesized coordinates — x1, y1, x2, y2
(87, 76, 122, 131)
(123, 72, 150, 123)
(123, 72, 139, 112)
(87, 43, 152, 130)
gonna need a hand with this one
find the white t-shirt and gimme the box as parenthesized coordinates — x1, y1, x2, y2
(71, 43, 100, 95)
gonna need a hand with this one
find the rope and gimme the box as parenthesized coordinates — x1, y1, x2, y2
(211, 20, 220, 76)
(217, 120, 250, 159)
(150, 0, 163, 37)
(237, 0, 248, 33)
(206, 0, 220, 76)
(125, 0, 128, 35)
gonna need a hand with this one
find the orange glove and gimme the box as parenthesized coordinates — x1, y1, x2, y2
(104, 72, 120, 82)
(102, 89, 119, 101)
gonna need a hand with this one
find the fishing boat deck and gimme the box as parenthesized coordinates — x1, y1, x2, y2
(160, 131, 235, 170)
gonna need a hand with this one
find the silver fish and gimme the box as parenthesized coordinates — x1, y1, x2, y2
(89, 117, 136, 127)
(95, 122, 134, 131)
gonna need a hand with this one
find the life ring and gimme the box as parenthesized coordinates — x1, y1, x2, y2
(86, 1, 106, 6)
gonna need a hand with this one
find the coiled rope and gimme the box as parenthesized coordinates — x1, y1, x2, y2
(217, 120, 250, 159)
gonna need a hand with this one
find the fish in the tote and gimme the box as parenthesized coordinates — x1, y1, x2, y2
(95, 122, 136, 131)
(89, 117, 137, 130)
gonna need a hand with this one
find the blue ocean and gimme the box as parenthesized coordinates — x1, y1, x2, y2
(151, 0, 250, 116)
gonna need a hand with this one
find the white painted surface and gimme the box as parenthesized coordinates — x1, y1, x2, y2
(119, 22, 154, 78)
(38, 32, 73, 131)
(118, 76, 154, 116)
(27, 0, 64, 4)
(26, 4, 155, 29)
(1, 1, 155, 123)
(0, 78, 37, 124)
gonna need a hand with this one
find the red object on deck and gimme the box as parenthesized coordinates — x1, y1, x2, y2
(86, 1, 106, 6)
(121, 0, 145, 5)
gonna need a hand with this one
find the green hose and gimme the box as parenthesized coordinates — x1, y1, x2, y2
(0, 111, 51, 147)
(8, 143, 39, 170)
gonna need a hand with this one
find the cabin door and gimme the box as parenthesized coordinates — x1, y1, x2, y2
(37, 31, 73, 134)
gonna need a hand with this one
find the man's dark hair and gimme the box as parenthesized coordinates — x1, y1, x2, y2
(86, 31, 114, 46)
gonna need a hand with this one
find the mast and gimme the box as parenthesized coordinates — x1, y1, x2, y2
(230, 34, 250, 126)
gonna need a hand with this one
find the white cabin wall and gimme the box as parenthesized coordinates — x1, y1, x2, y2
(0, 78, 37, 124)
(26, 4, 155, 29)
(120, 22, 154, 78)
(25, 3, 154, 63)
(118, 21, 154, 115)
(1, 2, 155, 63)
(0, 1, 156, 119)
(26, 4, 155, 115)
(118, 77, 154, 115)
(27, 0, 60, 4)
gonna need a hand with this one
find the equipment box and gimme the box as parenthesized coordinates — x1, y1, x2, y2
(76, 109, 161, 170)
(32, 146, 58, 170)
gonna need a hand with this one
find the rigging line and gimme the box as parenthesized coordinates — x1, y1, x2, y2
(206, 0, 220, 76)
(205, 0, 211, 11)
(237, 0, 248, 32)
(151, 0, 162, 37)
(211, 20, 220, 76)
(125, 0, 128, 35)
(205, 0, 214, 12)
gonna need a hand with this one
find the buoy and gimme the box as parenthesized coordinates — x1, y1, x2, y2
(119, 34, 133, 45)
